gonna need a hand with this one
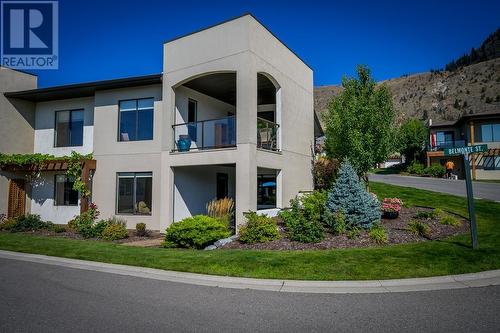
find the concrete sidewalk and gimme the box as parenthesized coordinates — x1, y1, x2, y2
(1, 250, 499, 294)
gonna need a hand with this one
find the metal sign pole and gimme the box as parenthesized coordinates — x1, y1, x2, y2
(462, 153, 478, 249)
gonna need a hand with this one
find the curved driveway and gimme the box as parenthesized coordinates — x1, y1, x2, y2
(370, 173, 500, 202)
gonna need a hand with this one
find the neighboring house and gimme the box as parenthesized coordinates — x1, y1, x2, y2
(0, 66, 37, 218)
(1, 14, 315, 230)
(427, 111, 500, 180)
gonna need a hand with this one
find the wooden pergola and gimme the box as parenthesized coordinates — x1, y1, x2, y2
(0, 159, 96, 213)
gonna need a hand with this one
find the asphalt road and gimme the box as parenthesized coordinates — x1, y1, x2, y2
(1, 258, 500, 332)
(370, 173, 500, 201)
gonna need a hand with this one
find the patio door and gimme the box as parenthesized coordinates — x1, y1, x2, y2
(8, 179, 26, 218)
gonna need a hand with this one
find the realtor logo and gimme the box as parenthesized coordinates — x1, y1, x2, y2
(1, 1, 58, 69)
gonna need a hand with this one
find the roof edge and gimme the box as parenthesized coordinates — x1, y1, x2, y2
(5, 73, 162, 98)
(163, 13, 312, 71)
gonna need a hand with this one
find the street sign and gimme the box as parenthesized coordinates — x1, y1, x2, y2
(443, 143, 488, 249)
(444, 144, 488, 156)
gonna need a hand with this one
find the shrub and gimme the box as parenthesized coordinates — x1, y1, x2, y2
(136, 222, 147, 236)
(50, 224, 66, 233)
(440, 215, 460, 226)
(346, 226, 361, 239)
(415, 208, 444, 219)
(369, 225, 388, 244)
(406, 162, 425, 175)
(301, 190, 328, 224)
(69, 211, 98, 238)
(325, 209, 347, 235)
(279, 196, 325, 243)
(0, 218, 18, 231)
(312, 157, 338, 190)
(68, 203, 101, 238)
(423, 164, 446, 178)
(239, 212, 279, 244)
(10, 214, 48, 232)
(102, 222, 128, 241)
(408, 220, 431, 238)
(326, 160, 380, 229)
(164, 215, 230, 249)
(206, 197, 234, 227)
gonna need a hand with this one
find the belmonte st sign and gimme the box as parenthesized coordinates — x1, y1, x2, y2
(444, 144, 488, 156)
(442, 143, 489, 249)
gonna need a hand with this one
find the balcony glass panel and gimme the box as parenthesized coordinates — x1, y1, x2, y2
(257, 118, 279, 151)
(173, 116, 236, 152)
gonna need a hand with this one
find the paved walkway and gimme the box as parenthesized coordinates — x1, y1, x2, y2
(1, 250, 499, 294)
(370, 173, 500, 202)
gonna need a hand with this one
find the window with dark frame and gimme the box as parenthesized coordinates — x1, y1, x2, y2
(257, 174, 277, 209)
(188, 99, 197, 141)
(481, 124, 500, 143)
(116, 172, 152, 215)
(54, 174, 78, 206)
(119, 98, 154, 141)
(55, 110, 84, 147)
(216, 173, 228, 199)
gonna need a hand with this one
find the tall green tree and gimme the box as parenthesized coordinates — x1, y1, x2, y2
(397, 118, 428, 162)
(324, 65, 396, 182)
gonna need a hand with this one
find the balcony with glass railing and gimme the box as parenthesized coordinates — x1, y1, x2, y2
(172, 116, 236, 152)
(428, 140, 466, 151)
(257, 117, 279, 151)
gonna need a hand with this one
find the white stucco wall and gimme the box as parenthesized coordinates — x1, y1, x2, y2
(34, 97, 94, 156)
(30, 171, 80, 224)
(162, 14, 314, 230)
(173, 165, 236, 222)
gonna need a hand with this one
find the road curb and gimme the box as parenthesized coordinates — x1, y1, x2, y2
(1, 249, 500, 294)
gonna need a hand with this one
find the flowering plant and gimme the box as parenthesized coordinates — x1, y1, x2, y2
(382, 198, 403, 213)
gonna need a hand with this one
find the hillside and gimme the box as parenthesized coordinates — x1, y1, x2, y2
(315, 28, 500, 127)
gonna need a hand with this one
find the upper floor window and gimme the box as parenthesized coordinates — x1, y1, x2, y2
(435, 131, 454, 145)
(55, 110, 84, 147)
(54, 174, 78, 206)
(119, 98, 154, 141)
(481, 124, 500, 142)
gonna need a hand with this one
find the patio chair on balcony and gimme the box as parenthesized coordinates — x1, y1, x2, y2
(258, 127, 276, 150)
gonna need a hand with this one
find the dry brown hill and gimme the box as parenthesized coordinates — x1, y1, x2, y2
(314, 57, 500, 127)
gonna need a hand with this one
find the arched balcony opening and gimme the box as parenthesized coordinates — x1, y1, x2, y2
(172, 72, 236, 152)
(257, 73, 281, 151)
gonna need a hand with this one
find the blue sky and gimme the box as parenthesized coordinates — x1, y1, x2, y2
(26, 0, 500, 87)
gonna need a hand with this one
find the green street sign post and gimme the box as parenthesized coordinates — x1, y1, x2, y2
(444, 144, 488, 249)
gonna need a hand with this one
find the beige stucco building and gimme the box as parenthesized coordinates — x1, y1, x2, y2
(1, 14, 315, 230)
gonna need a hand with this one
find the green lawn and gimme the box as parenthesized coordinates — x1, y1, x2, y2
(1, 182, 499, 281)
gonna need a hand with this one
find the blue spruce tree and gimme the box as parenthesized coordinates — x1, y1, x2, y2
(326, 159, 380, 229)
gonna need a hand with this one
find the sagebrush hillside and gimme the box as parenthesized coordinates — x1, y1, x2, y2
(315, 28, 500, 126)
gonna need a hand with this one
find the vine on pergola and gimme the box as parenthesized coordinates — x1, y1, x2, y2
(0, 151, 93, 198)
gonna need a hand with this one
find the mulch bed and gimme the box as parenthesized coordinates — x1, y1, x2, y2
(12, 228, 163, 244)
(222, 206, 470, 250)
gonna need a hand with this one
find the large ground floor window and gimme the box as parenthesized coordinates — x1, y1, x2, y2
(116, 172, 152, 215)
(257, 172, 276, 210)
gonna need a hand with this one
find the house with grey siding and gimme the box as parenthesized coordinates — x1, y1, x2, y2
(0, 14, 316, 231)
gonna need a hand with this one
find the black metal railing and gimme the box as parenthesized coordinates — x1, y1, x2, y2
(257, 117, 279, 151)
(172, 116, 236, 152)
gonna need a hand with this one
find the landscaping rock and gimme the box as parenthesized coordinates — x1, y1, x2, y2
(214, 237, 235, 248)
(204, 245, 217, 251)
